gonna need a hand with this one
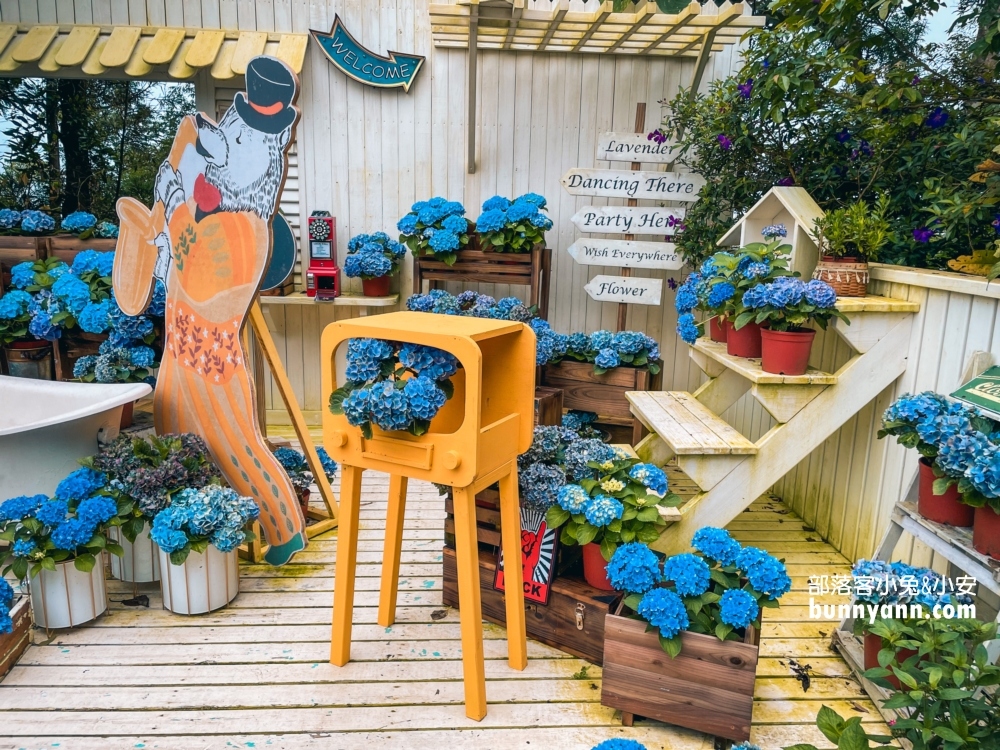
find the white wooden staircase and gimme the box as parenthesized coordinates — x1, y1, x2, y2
(630, 296, 920, 555)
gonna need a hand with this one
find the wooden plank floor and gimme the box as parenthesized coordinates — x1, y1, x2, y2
(0, 461, 890, 749)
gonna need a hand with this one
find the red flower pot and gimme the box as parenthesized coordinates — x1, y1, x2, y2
(972, 505, 1000, 559)
(760, 328, 815, 375)
(917, 457, 974, 526)
(582, 542, 614, 591)
(361, 276, 392, 297)
(726, 321, 763, 358)
(709, 316, 730, 343)
(863, 632, 917, 690)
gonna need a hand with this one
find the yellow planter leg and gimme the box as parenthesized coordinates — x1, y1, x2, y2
(378, 474, 408, 628)
(498, 464, 527, 671)
(452, 484, 487, 721)
(330, 464, 363, 667)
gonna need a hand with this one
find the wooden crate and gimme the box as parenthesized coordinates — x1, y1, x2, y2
(0, 236, 45, 293)
(413, 244, 552, 319)
(541, 360, 662, 445)
(442, 545, 620, 665)
(534, 386, 563, 426)
(0, 597, 31, 680)
(45, 236, 117, 264)
(601, 614, 759, 742)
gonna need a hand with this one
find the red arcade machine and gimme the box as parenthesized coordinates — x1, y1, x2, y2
(306, 211, 339, 300)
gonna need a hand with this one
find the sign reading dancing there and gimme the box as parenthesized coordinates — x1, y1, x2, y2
(561, 168, 704, 201)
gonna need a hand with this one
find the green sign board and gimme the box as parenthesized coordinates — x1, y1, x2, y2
(951, 365, 1000, 418)
(311, 15, 424, 93)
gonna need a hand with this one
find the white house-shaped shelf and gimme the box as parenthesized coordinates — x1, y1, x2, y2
(717, 187, 823, 280)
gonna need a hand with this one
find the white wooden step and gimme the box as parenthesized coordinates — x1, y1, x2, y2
(627, 391, 757, 455)
(834, 295, 919, 314)
(691, 339, 837, 385)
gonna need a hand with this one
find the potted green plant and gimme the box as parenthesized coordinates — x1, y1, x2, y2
(343, 232, 407, 297)
(545, 455, 680, 590)
(738, 276, 848, 375)
(272, 445, 338, 518)
(812, 194, 891, 297)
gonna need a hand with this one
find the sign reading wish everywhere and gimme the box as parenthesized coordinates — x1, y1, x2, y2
(311, 15, 424, 92)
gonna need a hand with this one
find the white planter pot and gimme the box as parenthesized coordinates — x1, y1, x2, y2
(28, 559, 107, 629)
(159, 545, 239, 615)
(109, 526, 161, 583)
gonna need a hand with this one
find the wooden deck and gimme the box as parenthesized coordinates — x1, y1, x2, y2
(0, 466, 890, 749)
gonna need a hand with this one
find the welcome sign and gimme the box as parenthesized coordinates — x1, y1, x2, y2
(311, 16, 424, 92)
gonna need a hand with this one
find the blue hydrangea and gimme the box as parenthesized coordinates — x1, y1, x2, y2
(428, 230, 460, 253)
(347, 234, 370, 252)
(628, 463, 668, 497)
(94, 221, 118, 239)
(0, 494, 45, 522)
(506, 200, 536, 224)
(51, 273, 91, 314)
(744, 552, 791, 599)
(766, 276, 806, 308)
(476, 209, 507, 233)
(676, 312, 699, 345)
(592, 740, 647, 750)
(77, 300, 111, 334)
(12, 539, 37, 558)
(884, 392, 950, 425)
(562, 410, 597, 431)
(345, 338, 394, 382)
(556, 484, 589, 514)
(10, 262, 35, 290)
(612, 331, 645, 355)
(150, 523, 189, 553)
(743, 260, 770, 279)
(71, 249, 102, 275)
(607, 543, 662, 594)
(368, 381, 412, 431)
(129, 345, 156, 368)
(51, 518, 97, 550)
(482, 195, 512, 212)
(28, 310, 59, 340)
(741, 284, 771, 309)
(719, 589, 759, 629)
(397, 213, 419, 235)
(584, 494, 623, 527)
(55, 467, 107, 503)
(567, 332, 591, 354)
(35, 499, 70, 527)
(342, 388, 372, 426)
(315, 448, 338, 479)
(0, 290, 32, 320)
(595, 347, 619, 369)
(20, 210, 54, 233)
(519, 462, 566, 510)
(528, 212, 553, 230)
(968, 446, 1000, 497)
(564, 439, 616, 481)
(398, 343, 458, 381)
(75, 495, 117, 527)
(691, 526, 741, 566)
(0, 578, 12, 610)
(637, 587, 689, 639)
(404, 376, 447, 420)
(707, 281, 735, 308)
(442, 214, 468, 234)
(61, 211, 97, 232)
(730, 743, 761, 750)
(590, 330, 613, 350)
(109, 299, 154, 340)
(803, 279, 837, 308)
(0, 208, 21, 228)
(674, 278, 700, 314)
(761, 224, 787, 238)
(663, 553, 711, 597)
(274, 447, 308, 472)
(518, 193, 547, 209)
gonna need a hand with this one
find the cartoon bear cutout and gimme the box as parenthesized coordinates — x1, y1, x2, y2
(113, 56, 306, 565)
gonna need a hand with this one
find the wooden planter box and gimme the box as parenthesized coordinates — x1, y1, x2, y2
(0, 597, 31, 680)
(412, 244, 552, 319)
(54, 331, 105, 381)
(601, 614, 759, 742)
(442, 545, 621, 666)
(542, 361, 662, 445)
(0, 236, 45, 292)
(534, 385, 563, 426)
(46, 236, 117, 264)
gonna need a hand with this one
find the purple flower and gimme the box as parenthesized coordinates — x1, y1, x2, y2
(666, 277, 678, 291)
(912, 75, 921, 85)
(761, 59, 769, 69)
(647, 129, 668, 145)
(835, 129, 851, 143)
(777, 176, 795, 187)
(737, 79, 753, 99)
(717, 134, 732, 151)
(993, 214, 1000, 234)
(913, 226, 934, 243)
(925, 107, 949, 129)
(860, 140, 873, 157)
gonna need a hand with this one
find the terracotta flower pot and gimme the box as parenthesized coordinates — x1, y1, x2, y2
(581, 542, 614, 591)
(727, 321, 763, 358)
(362, 276, 392, 297)
(863, 632, 917, 690)
(709, 316, 730, 343)
(298, 487, 312, 519)
(760, 328, 815, 375)
(917, 457, 974, 526)
(972, 505, 1000, 559)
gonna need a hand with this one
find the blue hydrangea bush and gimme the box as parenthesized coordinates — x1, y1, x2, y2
(738, 275, 848, 332)
(475, 193, 552, 253)
(343, 232, 406, 280)
(558, 329, 661, 376)
(397, 197, 470, 265)
(0, 578, 15, 634)
(273, 446, 338, 497)
(150, 485, 260, 564)
(0, 467, 123, 580)
(0, 208, 115, 237)
(607, 527, 791, 658)
(545, 454, 680, 561)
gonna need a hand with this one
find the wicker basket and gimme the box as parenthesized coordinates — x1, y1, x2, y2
(813, 259, 868, 297)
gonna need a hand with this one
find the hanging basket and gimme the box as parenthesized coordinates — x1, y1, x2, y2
(813, 258, 869, 297)
(109, 526, 161, 583)
(159, 545, 240, 615)
(28, 559, 108, 629)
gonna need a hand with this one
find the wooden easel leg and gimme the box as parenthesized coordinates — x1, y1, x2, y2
(452, 485, 488, 721)
(378, 474, 408, 628)
(330, 464, 363, 667)
(498, 464, 527, 671)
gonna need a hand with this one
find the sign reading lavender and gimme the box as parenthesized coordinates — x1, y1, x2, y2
(596, 132, 679, 163)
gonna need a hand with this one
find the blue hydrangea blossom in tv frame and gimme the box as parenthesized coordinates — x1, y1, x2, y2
(0, 466, 122, 581)
(608, 526, 790, 658)
(396, 197, 470, 265)
(328, 337, 459, 439)
(343, 232, 406, 280)
(475, 193, 553, 253)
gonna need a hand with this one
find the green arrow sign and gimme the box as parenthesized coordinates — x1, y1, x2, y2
(311, 15, 424, 92)
(951, 365, 1000, 418)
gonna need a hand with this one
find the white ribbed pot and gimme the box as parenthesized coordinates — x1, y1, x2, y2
(159, 545, 239, 615)
(109, 526, 161, 583)
(28, 559, 107, 629)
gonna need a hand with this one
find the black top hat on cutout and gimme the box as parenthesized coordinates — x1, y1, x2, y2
(235, 56, 298, 134)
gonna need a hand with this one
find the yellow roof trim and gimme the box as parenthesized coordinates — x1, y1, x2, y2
(0, 23, 307, 81)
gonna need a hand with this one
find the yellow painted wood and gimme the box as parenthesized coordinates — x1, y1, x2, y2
(143, 28, 186, 66)
(54, 26, 100, 67)
(11, 25, 58, 63)
(99, 26, 141, 68)
(210, 40, 238, 80)
(231, 31, 269, 76)
(274, 34, 309, 74)
(185, 29, 226, 68)
(0, 24, 17, 58)
(36, 37, 64, 72)
(834, 295, 920, 313)
(377, 474, 409, 628)
(330, 464, 363, 667)
(628, 391, 758, 455)
(124, 38, 154, 77)
(81, 39, 108, 76)
(498, 464, 527, 671)
(167, 40, 197, 79)
(452, 484, 488, 720)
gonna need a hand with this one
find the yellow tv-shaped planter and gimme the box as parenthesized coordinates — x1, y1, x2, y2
(320, 311, 536, 485)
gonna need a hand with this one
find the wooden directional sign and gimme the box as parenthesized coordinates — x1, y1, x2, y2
(597, 132, 679, 164)
(567, 239, 682, 270)
(562, 168, 704, 201)
(571, 206, 685, 235)
(584, 275, 663, 306)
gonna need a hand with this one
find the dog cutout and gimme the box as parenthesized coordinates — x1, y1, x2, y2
(113, 56, 307, 566)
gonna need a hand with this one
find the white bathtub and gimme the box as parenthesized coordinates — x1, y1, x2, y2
(0, 375, 151, 499)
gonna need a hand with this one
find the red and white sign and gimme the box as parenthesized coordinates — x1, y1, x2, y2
(494, 507, 557, 605)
